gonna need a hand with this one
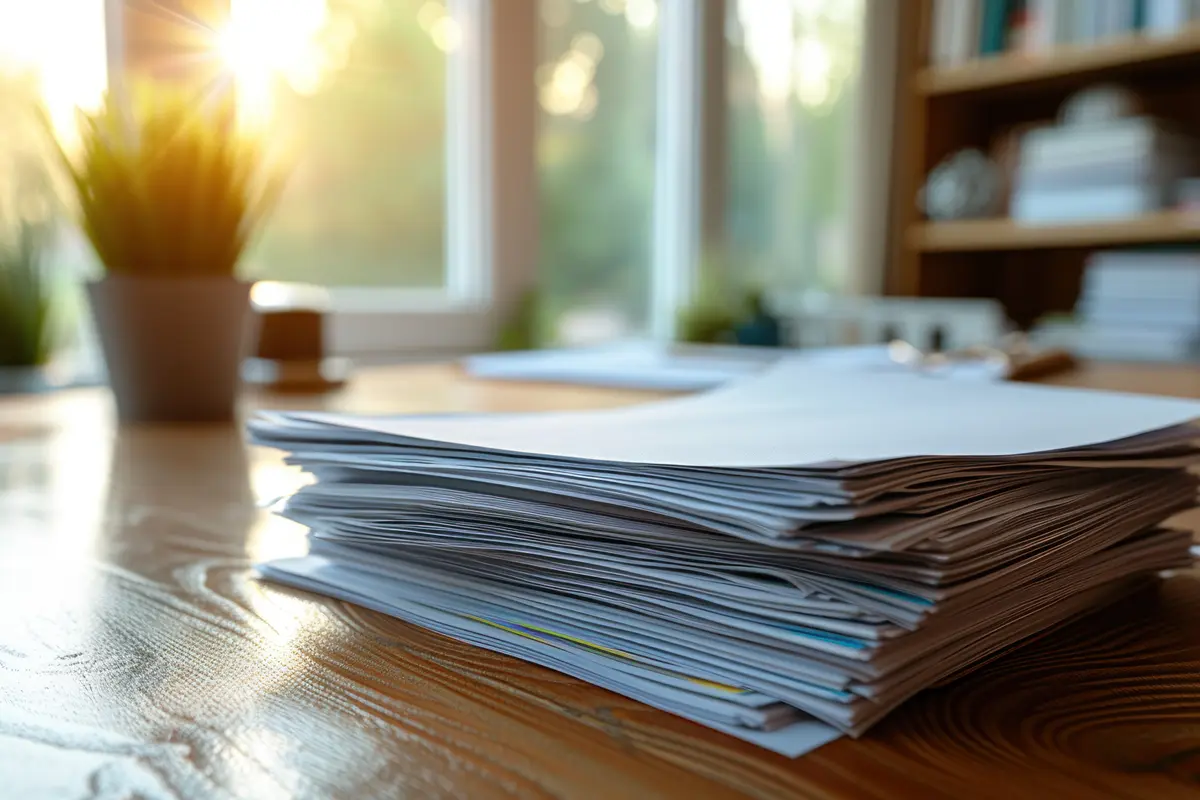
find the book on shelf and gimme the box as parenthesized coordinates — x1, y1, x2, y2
(1084, 250, 1200, 297)
(1076, 300, 1200, 327)
(929, 0, 1200, 67)
(1144, 0, 1200, 35)
(931, 0, 982, 65)
(1075, 325, 1200, 360)
(1015, 158, 1185, 190)
(1020, 117, 1194, 168)
(1074, 250, 1200, 361)
(1011, 117, 1197, 224)
(1011, 185, 1172, 221)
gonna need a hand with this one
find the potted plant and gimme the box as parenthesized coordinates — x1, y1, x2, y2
(46, 85, 283, 422)
(0, 220, 59, 392)
(677, 249, 782, 347)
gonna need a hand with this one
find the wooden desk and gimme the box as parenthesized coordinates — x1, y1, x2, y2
(2, 363, 1200, 799)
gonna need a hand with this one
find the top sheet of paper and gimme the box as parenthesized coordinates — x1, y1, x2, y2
(286, 359, 1200, 468)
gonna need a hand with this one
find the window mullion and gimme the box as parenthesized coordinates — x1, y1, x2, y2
(107, 0, 530, 358)
(700, 0, 729, 251)
(446, 0, 492, 306)
(650, 0, 706, 341)
(486, 0, 539, 334)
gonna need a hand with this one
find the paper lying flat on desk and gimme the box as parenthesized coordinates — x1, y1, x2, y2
(462, 342, 779, 391)
(260, 551, 843, 756)
(250, 358, 1200, 757)
(273, 362, 1200, 467)
(461, 342, 1011, 390)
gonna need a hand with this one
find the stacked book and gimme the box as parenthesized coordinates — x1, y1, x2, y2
(1012, 117, 1195, 224)
(1143, 0, 1200, 36)
(928, 0, 1194, 66)
(1075, 250, 1200, 361)
(250, 362, 1200, 757)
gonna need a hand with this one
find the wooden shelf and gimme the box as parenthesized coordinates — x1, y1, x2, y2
(909, 210, 1200, 252)
(916, 26, 1200, 96)
(890, 3, 1200, 325)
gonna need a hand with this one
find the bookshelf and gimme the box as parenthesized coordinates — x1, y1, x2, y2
(910, 210, 1200, 252)
(915, 26, 1200, 96)
(888, 3, 1200, 327)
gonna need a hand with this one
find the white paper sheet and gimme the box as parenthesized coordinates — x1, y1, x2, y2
(283, 359, 1200, 467)
(259, 555, 845, 758)
(251, 356, 1199, 756)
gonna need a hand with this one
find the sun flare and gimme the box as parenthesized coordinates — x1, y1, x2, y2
(219, 0, 347, 124)
(0, 1, 108, 143)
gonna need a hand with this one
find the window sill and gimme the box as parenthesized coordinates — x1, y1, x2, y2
(326, 301, 496, 358)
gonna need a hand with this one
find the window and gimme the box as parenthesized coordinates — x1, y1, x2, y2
(0, 1, 108, 363)
(0, 1, 107, 226)
(536, 0, 659, 346)
(535, 0, 865, 348)
(114, 0, 505, 356)
(225, 0, 449, 289)
(725, 0, 863, 295)
(14, 0, 869, 358)
(0, 2, 108, 141)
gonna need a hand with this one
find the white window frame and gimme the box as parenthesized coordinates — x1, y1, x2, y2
(321, 0, 503, 357)
(106, 0, 732, 357)
(336, 0, 712, 353)
(650, 0, 705, 342)
(109, 0, 535, 359)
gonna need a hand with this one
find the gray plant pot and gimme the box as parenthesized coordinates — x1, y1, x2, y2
(0, 366, 53, 395)
(86, 277, 254, 423)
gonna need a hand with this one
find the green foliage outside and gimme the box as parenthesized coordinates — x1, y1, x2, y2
(239, 0, 863, 342)
(0, 0, 862, 358)
(537, 2, 659, 340)
(0, 72, 77, 366)
(537, 0, 862, 343)
(242, 0, 447, 288)
(0, 221, 56, 366)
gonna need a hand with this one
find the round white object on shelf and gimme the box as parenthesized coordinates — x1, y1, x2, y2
(1058, 84, 1142, 127)
(919, 149, 1000, 221)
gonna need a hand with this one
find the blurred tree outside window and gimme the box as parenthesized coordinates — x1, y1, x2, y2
(230, 0, 449, 288)
(2, 0, 864, 351)
(0, 1, 109, 349)
(725, 0, 863, 297)
(537, 0, 659, 346)
(0, 0, 450, 292)
(536, 0, 863, 346)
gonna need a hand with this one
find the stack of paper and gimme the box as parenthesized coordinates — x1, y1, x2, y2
(250, 361, 1200, 757)
(1074, 251, 1200, 362)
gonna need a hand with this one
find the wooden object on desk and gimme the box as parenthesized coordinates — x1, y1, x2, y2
(2, 362, 1200, 797)
(889, 5, 1200, 328)
(249, 308, 347, 393)
(256, 309, 324, 361)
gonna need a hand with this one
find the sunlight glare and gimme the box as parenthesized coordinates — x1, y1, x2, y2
(737, 0, 796, 104)
(221, 0, 340, 123)
(571, 32, 605, 61)
(0, 1, 107, 144)
(794, 37, 832, 108)
(430, 17, 463, 53)
(572, 84, 598, 120)
(539, 39, 601, 118)
(624, 0, 657, 31)
(417, 1, 446, 32)
(554, 59, 590, 98)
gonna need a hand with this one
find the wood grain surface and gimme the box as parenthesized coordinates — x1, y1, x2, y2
(2, 362, 1199, 799)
